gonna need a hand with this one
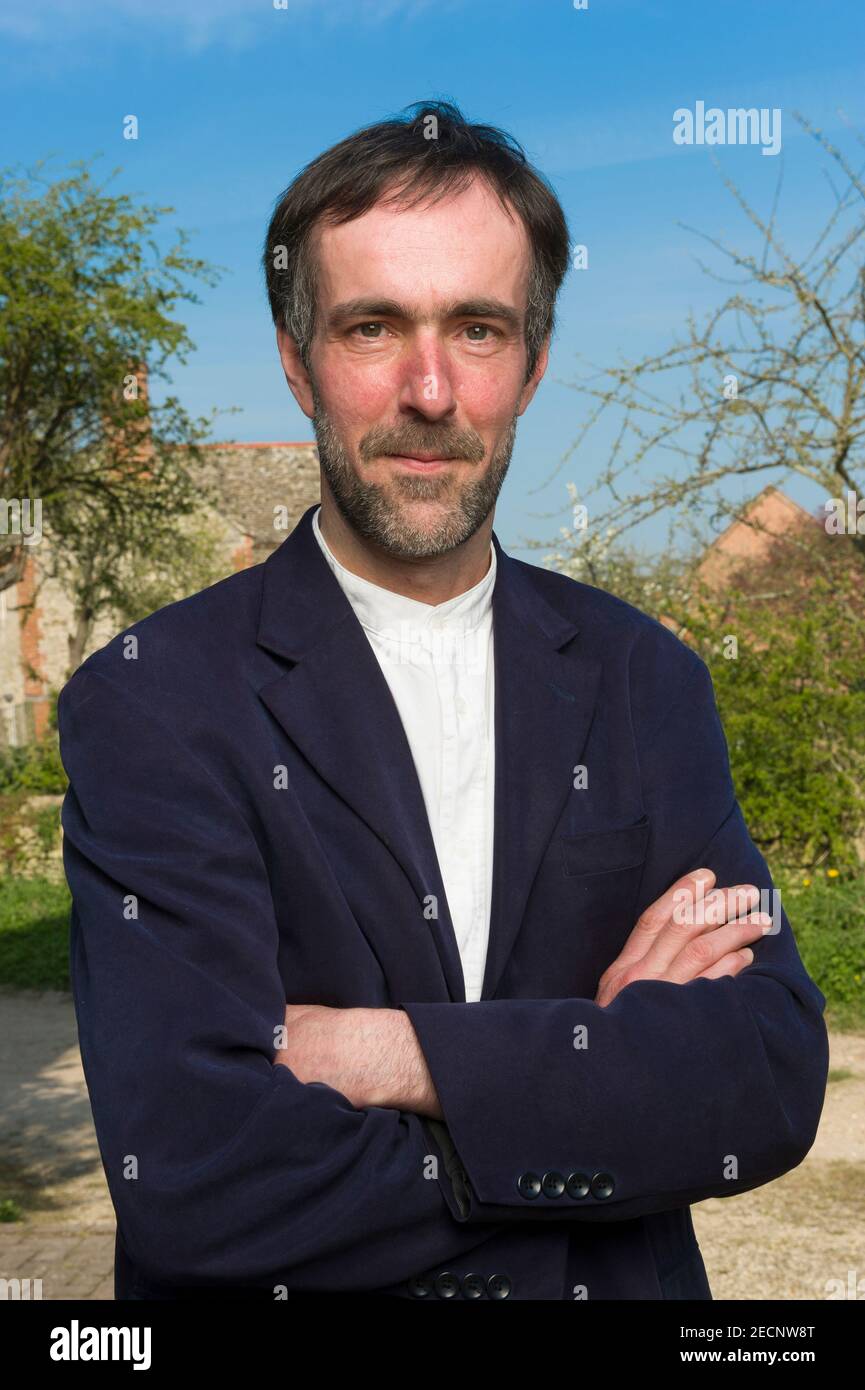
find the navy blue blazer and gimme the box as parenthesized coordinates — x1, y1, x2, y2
(58, 503, 829, 1301)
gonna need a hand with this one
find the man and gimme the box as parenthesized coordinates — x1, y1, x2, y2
(58, 101, 828, 1301)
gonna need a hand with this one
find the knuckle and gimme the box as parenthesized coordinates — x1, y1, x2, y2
(729, 885, 759, 916)
(636, 905, 666, 932)
(716, 951, 743, 976)
(739, 912, 770, 935)
(668, 913, 698, 939)
(702, 889, 726, 925)
(686, 934, 716, 968)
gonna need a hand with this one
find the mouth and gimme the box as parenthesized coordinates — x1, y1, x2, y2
(384, 453, 456, 472)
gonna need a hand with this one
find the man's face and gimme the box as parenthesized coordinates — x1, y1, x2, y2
(282, 177, 548, 560)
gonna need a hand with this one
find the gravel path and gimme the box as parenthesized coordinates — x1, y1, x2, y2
(0, 987, 862, 1300)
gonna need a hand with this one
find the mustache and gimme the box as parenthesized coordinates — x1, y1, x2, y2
(359, 424, 486, 464)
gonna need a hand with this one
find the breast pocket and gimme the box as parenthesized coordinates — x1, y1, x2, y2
(557, 816, 651, 949)
(559, 815, 650, 878)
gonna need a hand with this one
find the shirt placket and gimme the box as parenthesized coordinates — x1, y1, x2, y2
(437, 624, 461, 946)
(463, 645, 489, 999)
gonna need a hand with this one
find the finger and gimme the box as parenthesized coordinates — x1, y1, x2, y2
(696, 946, 755, 981)
(618, 869, 717, 971)
(639, 883, 761, 975)
(596, 930, 758, 1006)
(594, 971, 624, 1010)
(678, 884, 762, 928)
(662, 913, 772, 983)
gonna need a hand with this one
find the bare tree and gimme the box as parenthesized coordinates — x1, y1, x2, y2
(529, 113, 865, 584)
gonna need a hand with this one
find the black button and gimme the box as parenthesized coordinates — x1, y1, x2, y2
(591, 1171, 615, 1199)
(434, 1271, 460, 1299)
(462, 1272, 485, 1299)
(566, 1171, 591, 1199)
(541, 1170, 565, 1198)
(487, 1273, 512, 1300)
(407, 1273, 432, 1298)
(517, 1171, 542, 1199)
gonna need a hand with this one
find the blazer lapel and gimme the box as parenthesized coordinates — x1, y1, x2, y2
(481, 535, 602, 1000)
(254, 505, 602, 1008)
(255, 506, 466, 1002)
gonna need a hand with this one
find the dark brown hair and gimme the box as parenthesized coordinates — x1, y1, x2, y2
(262, 99, 571, 383)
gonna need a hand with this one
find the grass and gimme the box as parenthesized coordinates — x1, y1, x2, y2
(0, 876, 72, 991)
(827, 1067, 855, 1083)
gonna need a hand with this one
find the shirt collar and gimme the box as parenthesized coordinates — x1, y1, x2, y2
(311, 504, 496, 635)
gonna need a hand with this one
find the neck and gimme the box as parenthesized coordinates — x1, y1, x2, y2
(317, 499, 493, 605)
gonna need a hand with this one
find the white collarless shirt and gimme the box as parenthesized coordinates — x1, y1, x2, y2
(311, 506, 496, 1002)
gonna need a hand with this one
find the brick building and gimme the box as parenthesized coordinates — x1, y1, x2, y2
(696, 485, 820, 589)
(0, 442, 320, 749)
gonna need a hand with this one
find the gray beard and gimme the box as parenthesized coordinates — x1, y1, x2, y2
(310, 382, 517, 560)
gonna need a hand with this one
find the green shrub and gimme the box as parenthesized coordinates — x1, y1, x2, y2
(778, 869, 865, 1027)
(0, 730, 67, 796)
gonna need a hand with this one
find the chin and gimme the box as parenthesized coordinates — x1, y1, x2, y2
(393, 502, 455, 534)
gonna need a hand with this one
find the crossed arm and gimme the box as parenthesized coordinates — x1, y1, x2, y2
(58, 652, 829, 1286)
(275, 869, 775, 1117)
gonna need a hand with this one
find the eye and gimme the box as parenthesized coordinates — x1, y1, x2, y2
(463, 324, 499, 342)
(351, 322, 387, 339)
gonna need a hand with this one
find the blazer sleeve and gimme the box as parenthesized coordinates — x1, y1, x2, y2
(400, 649, 830, 1226)
(58, 664, 495, 1291)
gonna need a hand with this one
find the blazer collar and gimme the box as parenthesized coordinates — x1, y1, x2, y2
(256, 505, 600, 1003)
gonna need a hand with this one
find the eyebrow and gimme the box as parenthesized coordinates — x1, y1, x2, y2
(326, 296, 523, 333)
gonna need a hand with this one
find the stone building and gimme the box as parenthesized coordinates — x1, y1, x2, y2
(0, 442, 320, 748)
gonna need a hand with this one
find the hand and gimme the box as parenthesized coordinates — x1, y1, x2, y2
(594, 869, 772, 1009)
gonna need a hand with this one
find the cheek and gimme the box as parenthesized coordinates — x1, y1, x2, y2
(316, 362, 395, 430)
(315, 354, 521, 439)
(453, 367, 522, 427)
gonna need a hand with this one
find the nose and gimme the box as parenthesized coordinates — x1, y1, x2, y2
(396, 337, 457, 420)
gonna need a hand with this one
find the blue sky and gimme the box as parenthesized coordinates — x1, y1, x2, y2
(2, 0, 863, 558)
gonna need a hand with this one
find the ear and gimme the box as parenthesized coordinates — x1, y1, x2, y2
(516, 333, 551, 416)
(276, 324, 315, 419)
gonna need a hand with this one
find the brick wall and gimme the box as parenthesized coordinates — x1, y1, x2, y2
(0, 443, 320, 747)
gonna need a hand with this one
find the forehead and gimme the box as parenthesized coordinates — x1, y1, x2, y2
(313, 177, 531, 312)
